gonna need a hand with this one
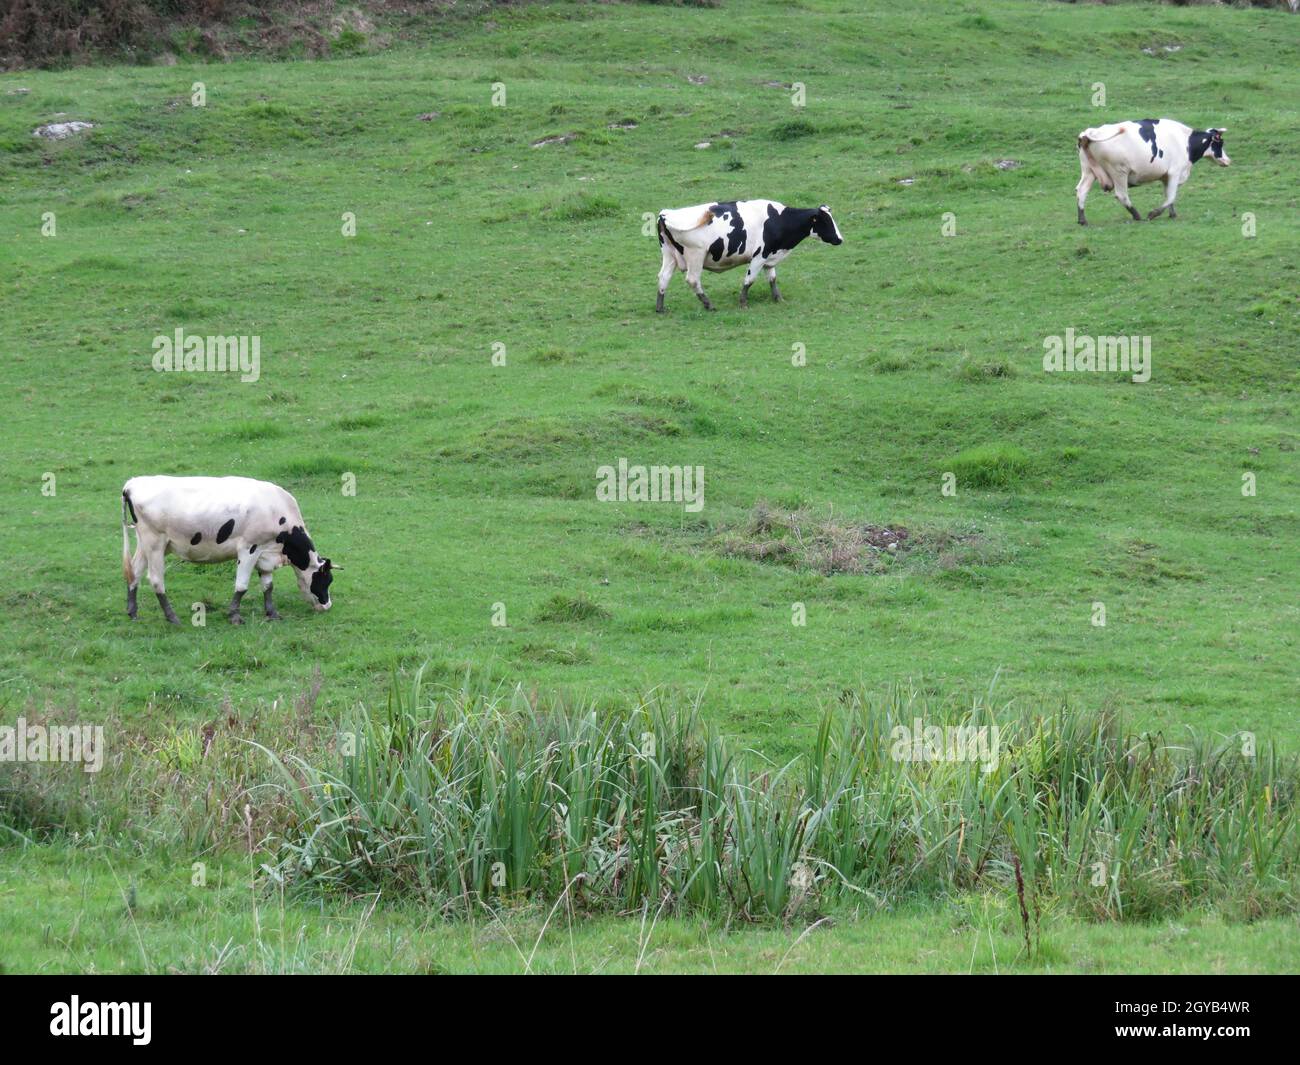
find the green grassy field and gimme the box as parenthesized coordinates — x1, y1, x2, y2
(6, 845, 1299, 974)
(1, 0, 1297, 973)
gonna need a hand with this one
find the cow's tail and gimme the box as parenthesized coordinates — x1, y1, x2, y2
(657, 213, 687, 270)
(1077, 126, 1125, 151)
(121, 489, 136, 584)
(1077, 128, 1122, 188)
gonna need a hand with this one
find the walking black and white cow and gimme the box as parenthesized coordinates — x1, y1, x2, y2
(655, 199, 843, 312)
(122, 475, 335, 624)
(1076, 119, 1231, 225)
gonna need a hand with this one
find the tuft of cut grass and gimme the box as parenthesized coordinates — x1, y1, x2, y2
(333, 412, 385, 431)
(955, 354, 1017, 382)
(770, 117, 817, 141)
(228, 420, 285, 442)
(945, 443, 1032, 489)
(544, 191, 621, 223)
(276, 454, 355, 479)
(535, 592, 611, 622)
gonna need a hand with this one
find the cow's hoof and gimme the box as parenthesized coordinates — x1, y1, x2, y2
(1146, 210, 1161, 221)
(228, 613, 244, 626)
(164, 616, 181, 626)
(265, 612, 282, 622)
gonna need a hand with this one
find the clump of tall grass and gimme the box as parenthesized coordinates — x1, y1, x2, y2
(260, 673, 1300, 922)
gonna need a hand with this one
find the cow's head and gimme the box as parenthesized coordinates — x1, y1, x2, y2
(301, 555, 334, 611)
(1193, 127, 1231, 167)
(1208, 128, 1230, 166)
(812, 205, 844, 245)
(276, 524, 335, 611)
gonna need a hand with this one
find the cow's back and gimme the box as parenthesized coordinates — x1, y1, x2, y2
(124, 475, 300, 532)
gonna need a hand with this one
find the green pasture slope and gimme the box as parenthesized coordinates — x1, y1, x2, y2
(1, 0, 1297, 972)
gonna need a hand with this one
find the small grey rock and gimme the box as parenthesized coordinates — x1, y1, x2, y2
(33, 121, 94, 139)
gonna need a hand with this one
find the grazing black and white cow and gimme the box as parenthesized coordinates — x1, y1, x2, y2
(656, 199, 843, 312)
(1076, 118, 1231, 225)
(122, 475, 335, 625)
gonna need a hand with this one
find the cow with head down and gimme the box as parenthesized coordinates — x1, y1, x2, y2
(122, 475, 336, 624)
(656, 199, 843, 312)
(1076, 118, 1231, 225)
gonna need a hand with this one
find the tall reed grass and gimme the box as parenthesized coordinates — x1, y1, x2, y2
(257, 672, 1300, 922)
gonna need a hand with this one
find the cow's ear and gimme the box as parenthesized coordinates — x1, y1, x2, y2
(819, 204, 830, 213)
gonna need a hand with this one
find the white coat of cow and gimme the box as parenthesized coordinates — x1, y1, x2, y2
(656, 199, 843, 312)
(1076, 118, 1230, 225)
(122, 475, 335, 624)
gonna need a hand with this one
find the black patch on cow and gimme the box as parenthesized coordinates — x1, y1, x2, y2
(190, 532, 202, 545)
(761, 204, 816, 255)
(249, 544, 258, 554)
(707, 202, 748, 259)
(215, 518, 235, 544)
(122, 490, 137, 524)
(278, 516, 286, 525)
(276, 525, 316, 570)
(708, 237, 725, 262)
(310, 559, 333, 606)
(1137, 119, 1160, 163)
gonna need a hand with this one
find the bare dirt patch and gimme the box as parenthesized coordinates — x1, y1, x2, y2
(709, 501, 996, 576)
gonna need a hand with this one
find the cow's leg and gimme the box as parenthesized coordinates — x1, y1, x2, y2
(655, 246, 677, 314)
(683, 248, 714, 311)
(765, 265, 783, 303)
(1075, 158, 1095, 226)
(1147, 176, 1178, 221)
(1112, 174, 1141, 222)
(260, 569, 281, 620)
(144, 538, 179, 625)
(126, 546, 146, 620)
(739, 258, 765, 309)
(228, 545, 260, 625)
